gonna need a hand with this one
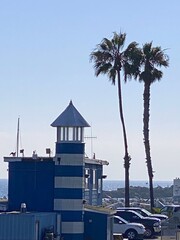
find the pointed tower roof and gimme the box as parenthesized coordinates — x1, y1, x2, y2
(51, 101, 90, 127)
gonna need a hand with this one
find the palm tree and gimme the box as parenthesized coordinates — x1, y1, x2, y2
(90, 32, 141, 206)
(137, 42, 169, 210)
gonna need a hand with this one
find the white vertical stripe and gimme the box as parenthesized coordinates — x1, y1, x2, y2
(56, 214, 61, 240)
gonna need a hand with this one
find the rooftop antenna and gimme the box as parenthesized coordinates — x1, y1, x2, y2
(16, 117, 20, 157)
(16, 117, 24, 157)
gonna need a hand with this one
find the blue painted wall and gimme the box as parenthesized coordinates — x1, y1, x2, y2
(84, 210, 113, 240)
(55, 165, 83, 177)
(56, 142, 84, 154)
(0, 212, 57, 240)
(8, 160, 54, 212)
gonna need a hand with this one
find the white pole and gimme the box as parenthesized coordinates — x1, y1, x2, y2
(16, 117, 20, 157)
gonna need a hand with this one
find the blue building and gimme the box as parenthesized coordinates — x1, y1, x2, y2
(3, 101, 115, 240)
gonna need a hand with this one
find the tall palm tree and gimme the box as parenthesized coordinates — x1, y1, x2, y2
(90, 32, 141, 206)
(138, 42, 169, 210)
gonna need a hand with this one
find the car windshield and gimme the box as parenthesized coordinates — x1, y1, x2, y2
(114, 216, 128, 224)
(141, 208, 151, 216)
(131, 211, 143, 218)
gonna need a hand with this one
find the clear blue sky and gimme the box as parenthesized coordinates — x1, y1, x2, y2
(0, 0, 180, 181)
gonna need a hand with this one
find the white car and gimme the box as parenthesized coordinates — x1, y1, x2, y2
(113, 216, 146, 240)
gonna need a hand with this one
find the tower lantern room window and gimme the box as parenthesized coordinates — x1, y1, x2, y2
(57, 126, 84, 142)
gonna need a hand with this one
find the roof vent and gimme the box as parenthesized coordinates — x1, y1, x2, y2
(20, 203, 27, 213)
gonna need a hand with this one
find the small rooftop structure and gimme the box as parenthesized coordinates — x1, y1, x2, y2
(51, 100, 90, 127)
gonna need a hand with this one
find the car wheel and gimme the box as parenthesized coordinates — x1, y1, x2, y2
(125, 229, 137, 240)
(144, 228, 153, 238)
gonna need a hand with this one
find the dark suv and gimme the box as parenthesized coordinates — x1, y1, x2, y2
(115, 210, 161, 238)
(117, 207, 168, 221)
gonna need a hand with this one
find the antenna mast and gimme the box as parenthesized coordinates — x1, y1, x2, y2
(16, 117, 20, 157)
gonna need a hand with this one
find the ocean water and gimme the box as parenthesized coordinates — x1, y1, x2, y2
(0, 179, 173, 197)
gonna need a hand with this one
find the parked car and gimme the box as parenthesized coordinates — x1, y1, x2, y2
(117, 207, 168, 221)
(113, 216, 146, 240)
(115, 210, 161, 238)
(160, 205, 180, 218)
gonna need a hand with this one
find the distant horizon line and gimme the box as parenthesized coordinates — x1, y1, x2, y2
(1, 178, 174, 181)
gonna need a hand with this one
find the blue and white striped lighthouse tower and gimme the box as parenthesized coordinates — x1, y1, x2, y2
(51, 101, 90, 240)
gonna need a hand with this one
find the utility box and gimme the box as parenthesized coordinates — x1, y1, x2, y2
(84, 206, 115, 240)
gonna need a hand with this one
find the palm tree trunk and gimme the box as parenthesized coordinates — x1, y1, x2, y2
(143, 82, 154, 210)
(117, 71, 130, 207)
